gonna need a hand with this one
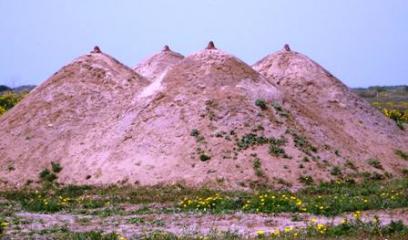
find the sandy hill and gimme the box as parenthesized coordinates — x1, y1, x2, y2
(134, 45, 184, 81)
(253, 45, 408, 177)
(0, 48, 148, 187)
(0, 43, 407, 189)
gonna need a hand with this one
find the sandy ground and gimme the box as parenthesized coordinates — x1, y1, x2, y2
(3, 208, 408, 238)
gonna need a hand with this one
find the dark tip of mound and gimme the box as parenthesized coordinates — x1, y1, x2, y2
(162, 45, 171, 52)
(284, 44, 291, 52)
(91, 46, 101, 53)
(206, 41, 216, 50)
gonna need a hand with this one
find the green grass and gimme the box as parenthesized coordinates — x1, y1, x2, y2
(261, 219, 408, 240)
(179, 178, 408, 216)
(1, 178, 408, 216)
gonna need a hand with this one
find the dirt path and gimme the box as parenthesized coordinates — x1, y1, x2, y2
(5, 208, 408, 238)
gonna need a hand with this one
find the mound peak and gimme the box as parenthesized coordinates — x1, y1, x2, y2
(134, 45, 184, 81)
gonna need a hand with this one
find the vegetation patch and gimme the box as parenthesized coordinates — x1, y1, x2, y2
(367, 158, 383, 170)
(262, 218, 408, 239)
(255, 99, 267, 110)
(39, 162, 63, 184)
(272, 102, 290, 117)
(179, 178, 408, 216)
(288, 130, 317, 155)
(395, 149, 408, 160)
(252, 158, 264, 177)
(236, 133, 288, 158)
(199, 154, 211, 162)
(0, 91, 28, 116)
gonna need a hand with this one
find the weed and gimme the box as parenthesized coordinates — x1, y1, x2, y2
(298, 175, 314, 185)
(395, 149, 408, 160)
(368, 158, 383, 169)
(190, 129, 200, 137)
(128, 217, 145, 224)
(199, 154, 211, 162)
(51, 162, 63, 173)
(344, 160, 357, 170)
(252, 158, 264, 177)
(268, 144, 286, 157)
(255, 99, 267, 110)
(330, 166, 342, 176)
(39, 168, 57, 183)
(289, 130, 317, 155)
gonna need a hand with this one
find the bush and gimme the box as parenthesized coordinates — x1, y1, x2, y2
(51, 162, 63, 173)
(199, 154, 211, 162)
(255, 99, 267, 110)
(299, 175, 314, 185)
(190, 129, 200, 137)
(330, 166, 342, 176)
(269, 144, 286, 157)
(395, 149, 408, 161)
(368, 158, 383, 169)
(39, 169, 57, 182)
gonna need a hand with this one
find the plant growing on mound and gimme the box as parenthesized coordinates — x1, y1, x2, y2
(51, 162, 63, 173)
(367, 158, 383, 169)
(255, 99, 267, 110)
(190, 129, 199, 137)
(395, 149, 408, 160)
(298, 175, 314, 185)
(269, 143, 286, 158)
(288, 130, 317, 155)
(39, 162, 63, 184)
(330, 166, 342, 176)
(236, 133, 289, 158)
(39, 169, 57, 182)
(272, 102, 290, 117)
(199, 154, 211, 162)
(252, 158, 264, 177)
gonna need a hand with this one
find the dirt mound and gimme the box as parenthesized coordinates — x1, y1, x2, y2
(253, 45, 408, 176)
(134, 45, 184, 81)
(92, 45, 343, 188)
(0, 48, 148, 187)
(0, 44, 406, 189)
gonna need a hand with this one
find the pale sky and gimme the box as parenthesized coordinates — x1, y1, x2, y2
(0, 0, 407, 87)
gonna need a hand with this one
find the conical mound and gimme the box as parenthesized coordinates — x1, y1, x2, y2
(254, 46, 408, 176)
(0, 49, 149, 187)
(134, 45, 184, 81)
(98, 46, 342, 188)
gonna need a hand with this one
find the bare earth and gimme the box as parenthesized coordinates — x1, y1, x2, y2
(0, 44, 407, 190)
(5, 208, 408, 238)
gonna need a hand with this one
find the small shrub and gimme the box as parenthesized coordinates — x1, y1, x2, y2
(290, 131, 317, 155)
(252, 158, 263, 177)
(51, 162, 63, 173)
(255, 99, 267, 110)
(368, 158, 383, 169)
(199, 154, 211, 162)
(345, 160, 357, 170)
(190, 129, 200, 137)
(298, 175, 314, 185)
(268, 144, 285, 157)
(395, 149, 408, 160)
(39, 169, 57, 182)
(402, 169, 408, 176)
(330, 166, 342, 176)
